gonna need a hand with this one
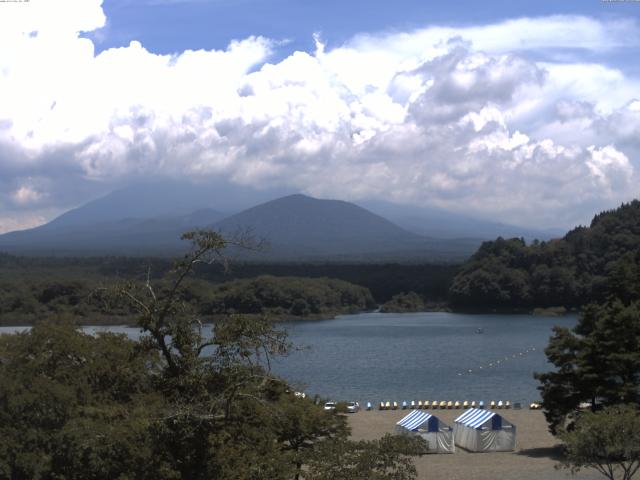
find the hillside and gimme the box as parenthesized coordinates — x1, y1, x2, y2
(360, 200, 562, 241)
(449, 200, 640, 309)
(0, 209, 225, 256)
(214, 194, 475, 260)
(0, 190, 479, 261)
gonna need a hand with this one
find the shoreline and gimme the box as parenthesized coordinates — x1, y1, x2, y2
(0, 304, 579, 328)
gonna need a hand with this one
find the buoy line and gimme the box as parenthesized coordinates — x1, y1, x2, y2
(456, 346, 539, 376)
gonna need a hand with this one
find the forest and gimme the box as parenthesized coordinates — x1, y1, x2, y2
(0, 254, 455, 325)
(449, 201, 640, 310)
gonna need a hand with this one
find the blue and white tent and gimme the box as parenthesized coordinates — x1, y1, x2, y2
(453, 408, 516, 452)
(396, 410, 454, 453)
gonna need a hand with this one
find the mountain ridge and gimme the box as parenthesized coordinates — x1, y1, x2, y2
(0, 182, 564, 261)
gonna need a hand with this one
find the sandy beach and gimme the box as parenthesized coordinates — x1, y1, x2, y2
(348, 409, 605, 480)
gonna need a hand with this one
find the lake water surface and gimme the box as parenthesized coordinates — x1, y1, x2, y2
(272, 312, 576, 405)
(0, 312, 576, 406)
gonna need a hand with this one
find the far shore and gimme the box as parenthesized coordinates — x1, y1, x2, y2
(0, 306, 577, 329)
(348, 409, 601, 480)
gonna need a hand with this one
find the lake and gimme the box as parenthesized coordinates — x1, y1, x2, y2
(0, 312, 576, 406)
(272, 312, 576, 405)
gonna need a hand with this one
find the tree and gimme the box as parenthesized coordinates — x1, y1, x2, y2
(304, 434, 427, 480)
(558, 404, 640, 480)
(536, 300, 640, 434)
(272, 396, 348, 479)
(449, 200, 640, 310)
(0, 317, 163, 480)
(380, 291, 425, 313)
(0, 230, 424, 479)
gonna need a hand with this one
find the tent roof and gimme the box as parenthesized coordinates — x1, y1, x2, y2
(397, 410, 434, 431)
(454, 408, 498, 429)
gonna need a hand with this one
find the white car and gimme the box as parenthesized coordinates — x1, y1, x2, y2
(346, 401, 360, 413)
(323, 402, 336, 411)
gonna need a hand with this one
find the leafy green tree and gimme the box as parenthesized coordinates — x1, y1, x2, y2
(536, 300, 640, 434)
(304, 434, 427, 480)
(272, 396, 348, 479)
(558, 404, 640, 480)
(450, 200, 640, 310)
(0, 317, 163, 480)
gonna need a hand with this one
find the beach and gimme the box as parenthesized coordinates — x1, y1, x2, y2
(348, 409, 604, 480)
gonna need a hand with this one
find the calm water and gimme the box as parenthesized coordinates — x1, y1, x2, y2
(0, 312, 576, 405)
(272, 312, 577, 405)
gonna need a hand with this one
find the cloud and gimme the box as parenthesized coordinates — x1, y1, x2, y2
(0, 214, 48, 235)
(0, 2, 639, 231)
(12, 185, 43, 205)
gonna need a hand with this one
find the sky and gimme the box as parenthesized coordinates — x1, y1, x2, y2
(1, 0, 640, 233)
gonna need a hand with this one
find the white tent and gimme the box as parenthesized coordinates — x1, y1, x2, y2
(396, 410, 454, 454)
(453, 408, 516, 452)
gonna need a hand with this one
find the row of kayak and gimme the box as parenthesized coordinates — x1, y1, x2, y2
(376, 400, 512, 410)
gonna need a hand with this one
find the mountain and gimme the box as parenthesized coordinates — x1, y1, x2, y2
(0, 190, 479, 261)
(213, 194, 478, 261)
(0, 180, 293, 255)
(0, 208, 226, 256)
(359, 200, 563, 241)
(41, 180, 291, 230)
(3, 179, 565, 261)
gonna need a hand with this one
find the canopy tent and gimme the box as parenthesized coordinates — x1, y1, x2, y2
(396, 410, 454, 453)
(453, 408, 516, 452)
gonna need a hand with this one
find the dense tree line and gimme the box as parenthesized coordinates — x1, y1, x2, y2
(202, 275, 375, 318)
(0, 253, 456, 324)
(380, 292, 429, 313)
(0, 275, 374, 325)
(449, 201, 640, 309)
(191, 263, 457, 303)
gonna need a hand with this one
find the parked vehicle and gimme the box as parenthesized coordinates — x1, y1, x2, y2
(346, 401, 360, 413)
(323, 401, 336, 411)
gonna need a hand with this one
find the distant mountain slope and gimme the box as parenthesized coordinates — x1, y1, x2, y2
(0, 179, 292, 255)
(0, 209, 225, 256)
(42, 180, 290, 230)
(0, 192, 480, 260)
(359, 200, 563, 241)
(214, 194, 477, 261)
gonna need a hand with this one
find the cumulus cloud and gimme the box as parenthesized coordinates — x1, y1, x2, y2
(0, 0, 639, 233)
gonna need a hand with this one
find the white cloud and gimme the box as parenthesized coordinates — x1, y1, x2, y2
(586, 145, 634, 190)
(0, 2, 639, 230)
(12, 185, 43, 205)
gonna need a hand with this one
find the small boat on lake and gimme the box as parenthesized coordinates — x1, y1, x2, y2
(476, 327, 484, 334)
